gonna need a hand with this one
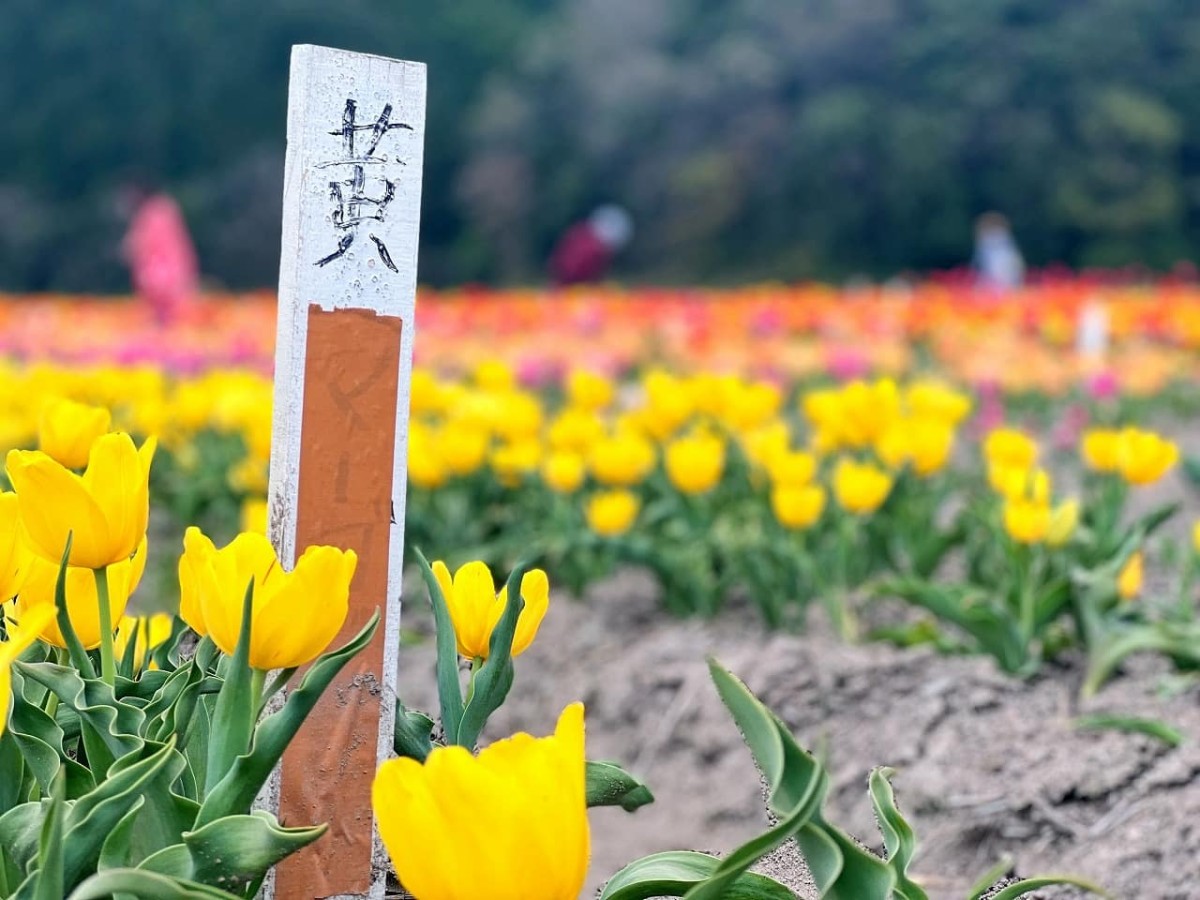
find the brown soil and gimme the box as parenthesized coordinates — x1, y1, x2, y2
(397, 565, 1200, 900)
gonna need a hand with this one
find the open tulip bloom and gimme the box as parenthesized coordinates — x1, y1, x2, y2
(373, 702, 590, 900)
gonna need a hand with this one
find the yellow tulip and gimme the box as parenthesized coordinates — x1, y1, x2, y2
(1081, 428, 1120, 473)
(1115, 428, 1178, 486)
(664, 433, 725, 495)
(491, 440, 542, 487)
(767, 451, 817, 488)
(908, 419, 956, 477)
(178, 527, 357, 670)
(906, 381, 972, 426)
(373, 702, 589, 900)
(1193, 521, 1200, 556)
(408, 424, 449, 489)
(741, 420, 790, 471)
(241, 497, 268, 534)
(492, 392, 544, 443)
(588, 434, 656, 487)
(585, 490, 640, 537)
(113, 613, 173, 670)
(6, 433, 156, 569)
(992, 465, 1051, 503)
(832, 459, 893, 515)
(1, 604, 58, 739)
(1117, 551, 1143, 601)
(0, 493, 28, 602)
(473, 359, 516, 392)
(547, 409, 606, 454)
(1046, 499, 1079, 548)
(1003, 498, 1050, 544)
(541, 451, 586, 494)
(770, 484, 826, 530)
(440, 423, 490, 477)
(432, 561, 549, 660)
(16, 538, 147, 650)
(984, 428, 1038, 472)
(38, 397, 112, 469)
(566, 369, 615, 411)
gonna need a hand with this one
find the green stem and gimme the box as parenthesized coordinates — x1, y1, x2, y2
(1017, 546, 1035, 652)
(249, 668, 267, 723)
(93, 566, 115, 686)
(464, 656, 483, 706)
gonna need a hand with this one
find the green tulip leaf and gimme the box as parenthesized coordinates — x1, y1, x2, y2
(194, 611, 379, 828)
(1074, 713, 1185, 748)
(984, 876, 1113, 900)
(600, 851, 798, 900)
(16, 661, 145, 777)
(205, 580, 256, 793)
(66, 869, 244, 900)
(703, 660, 895, 900)
(867, 767, 928, 900)
(53, 534, 96, 681)
(139, 811, 325, 894)
(586, 760, 654, 812)
(30, 775, 67, 900)
(414, 549, 465, 745)
(62, 740, 180, 888)
(8, 669, 95, 798)
(393, 701, 435, 761)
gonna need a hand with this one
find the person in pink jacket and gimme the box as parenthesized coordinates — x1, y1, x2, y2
(122, 191, 199, 325)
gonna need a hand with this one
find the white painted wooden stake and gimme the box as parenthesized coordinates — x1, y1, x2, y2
(265, 44, 424, 899)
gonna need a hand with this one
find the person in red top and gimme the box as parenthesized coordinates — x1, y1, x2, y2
(549, 205, 633, 286)
(121, 189, 199, 325)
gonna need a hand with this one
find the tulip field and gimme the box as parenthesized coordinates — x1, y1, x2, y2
(3, 280, 1200, 898)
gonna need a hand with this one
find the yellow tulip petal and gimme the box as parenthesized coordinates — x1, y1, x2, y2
(7, 449, 112, 568)
(446, 561, 497, 659)
(509, 569, 549, 657)
(81, 433, 149, 564)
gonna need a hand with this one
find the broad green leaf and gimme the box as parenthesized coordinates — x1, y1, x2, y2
(393, 701, 435, 762)
(868, 767, 928, 900)
(600, 851, 797, 900)
(586, 760, 654, 812)
(186, 812, 325, 891)
(9, 669, 95, 798)
(690, 661, 837, 900)
(0, 801, 48, 877)
(62, 740, 179, 888)
(986, 875, 1112, 900)
(414, 549, 464, 745)
(66, 869, 244, 900)
(97, 798, 144, 871)
(30, 775, 66, 900)
(194, 612, 379, 827)
(17, 661, 145, 777)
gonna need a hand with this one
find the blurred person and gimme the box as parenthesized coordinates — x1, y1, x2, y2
(972, 212, 1025, 291)
(549, 205, 633, 286)
(121, 185, 199, 325)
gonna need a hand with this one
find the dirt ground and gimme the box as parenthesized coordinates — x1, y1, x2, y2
(397, 565, 1200, 900)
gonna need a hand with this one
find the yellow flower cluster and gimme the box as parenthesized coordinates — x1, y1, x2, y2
(983, 429, 1077, 546)
(1081, 426, 1178, 485)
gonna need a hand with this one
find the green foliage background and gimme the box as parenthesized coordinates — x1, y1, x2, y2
(3, 0, 1200, 290)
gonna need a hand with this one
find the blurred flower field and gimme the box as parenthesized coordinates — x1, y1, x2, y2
(3, 279, 1200, 897)
(2, 281, 1200, 679)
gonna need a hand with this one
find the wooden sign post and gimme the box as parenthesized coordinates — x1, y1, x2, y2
(266, 45, 425, 899)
